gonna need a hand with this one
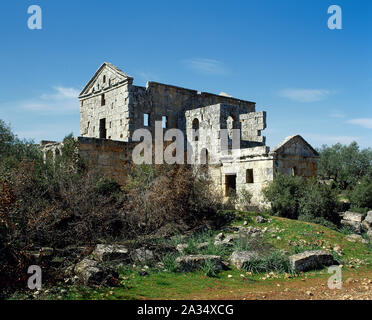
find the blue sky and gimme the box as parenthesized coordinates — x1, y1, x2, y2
(0, 0, 371, 149)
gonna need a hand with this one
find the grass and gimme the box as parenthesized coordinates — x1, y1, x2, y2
(11, 210, 372, 300)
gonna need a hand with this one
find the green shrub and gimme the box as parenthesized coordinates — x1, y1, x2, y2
(161, 253, 179, 273)
(263, 174, 307, 219)
(348, 177, 372, 210)
(237, 188, 253, 210)
(298, 181, 340, 225)
(200, 259, 220, 277)
(95, 178, 121, 196)
(242, 250, 291, 274)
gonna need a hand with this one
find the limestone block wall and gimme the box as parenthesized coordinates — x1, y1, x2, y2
(80, 83, 132, 141)
(75, 137, 136, 185)
(274, 155, 318, 178)
(220, 154, 275, 208)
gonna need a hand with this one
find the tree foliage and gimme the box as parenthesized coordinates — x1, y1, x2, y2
(317, 142, 372, 190)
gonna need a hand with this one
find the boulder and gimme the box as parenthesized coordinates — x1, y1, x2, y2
(341, 219, 362, 234)
(74, 258, 119, 285)
(289, 250, 335, 272)
(91, 244, 130, 264)
(215, 233, 224, 241)
(361, 211, 372, 232)
(346, 234, 368, 244)
(230, 251, 258, 270)
(176, 244, 188, 254)
(367, 230, 372, 241)
(175, 255, 223, 272)
(255, 216, 267, 224)
(132, 248, 154, 263)
(343, 211, 366, 222)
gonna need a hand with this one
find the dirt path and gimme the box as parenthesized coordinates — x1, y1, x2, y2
(180, 269, 372, 300)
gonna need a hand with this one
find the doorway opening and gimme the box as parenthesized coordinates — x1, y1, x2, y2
(225, 174, 237, 196)
(99, 118, 107, 139)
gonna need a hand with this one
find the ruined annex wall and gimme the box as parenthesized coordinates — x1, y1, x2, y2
(76, 137, 136, 185)
(274, 155, 318, 178)
(271, 136, 319, 178)
(220, 153, 274, 208)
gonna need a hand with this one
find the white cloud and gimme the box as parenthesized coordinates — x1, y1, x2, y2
(135, 71, 160, 82)
(330, 110, 346, 118)
(347, 118, 372, 129)
(305, 133, 360, 145)
(183, 58, 228, 75)
(279, 88, 332, 103)
(6, 86, 80, 114)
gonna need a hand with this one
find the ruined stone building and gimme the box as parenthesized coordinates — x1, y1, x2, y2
(42, 62, 319, 207)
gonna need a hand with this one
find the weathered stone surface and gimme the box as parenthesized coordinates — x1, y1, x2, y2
(346, 234, 368, 244)
(74, 258, 119, 285)
(132, 248, 154, 263)
(255, 216, 267, 223)
(367, 230, 372, 241)
(176, 244, 189, 254)
(289, 250, 335, 272)
(175, 255, 223, 272)
(343, 211, 366, 222)
(361, 211, 372, 232)
(91, 244, 130, 263)
(230, 251, 258, 270)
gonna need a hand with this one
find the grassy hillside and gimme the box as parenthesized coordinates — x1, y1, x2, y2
(14, 211, 371, 300)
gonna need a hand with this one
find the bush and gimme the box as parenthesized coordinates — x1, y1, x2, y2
(298, 181, 341, 225)
(348, 177, 372, 210)
(263, 174, 307, 219)
(264, 174, 341, 225)
(242, 250, 291, 274)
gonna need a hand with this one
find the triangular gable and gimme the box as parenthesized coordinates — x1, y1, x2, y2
(79, 62, 133, 97)
(271, 135, 319, 157)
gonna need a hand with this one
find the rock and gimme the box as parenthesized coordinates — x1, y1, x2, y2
(341, 219, 362, 234)
(175, 255, 223, 272)
(91, 244, 130, 264)
(176, 244, 188, 253)
(289, 250, 335, 272)
(362, 211, 372, 232)
(138, 271, 149, 277)
(215, 233, 224, 241)
(343, 211, 366, 222)
(132, 248, 154, 263)
(367, 230, 372, 241)
(74, 258, 118, 285)
(255, 216, 267, 224)
(243, 221, 248, 226)
(346, 234, 368, 244)
(230, 251, 258, 270)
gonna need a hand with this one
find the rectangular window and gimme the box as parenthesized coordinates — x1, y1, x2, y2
(101, 94, 105, 106)
(144, 113, 149, 127)
(246, 169, 254, 184)
(162, 116, 168, 129)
